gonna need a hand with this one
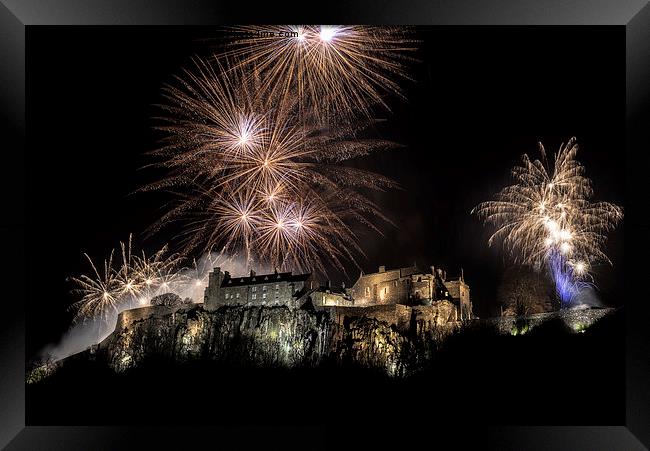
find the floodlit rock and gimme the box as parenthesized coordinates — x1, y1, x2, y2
(29, 303, 466, 380)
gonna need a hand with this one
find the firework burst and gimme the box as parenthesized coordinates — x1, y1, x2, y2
(131, 244, 183, 305)
(70, 238, 184, 323)
(472, 138, 623, 305)
(220, 25, 417, 124)
(143, 56, 400, 274)
(115, 234, 144, 299)
(69, 251, 122, 325)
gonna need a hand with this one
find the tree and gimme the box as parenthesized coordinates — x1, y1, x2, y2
(150, 292, 192, 307)
(497, 266, 557, 316)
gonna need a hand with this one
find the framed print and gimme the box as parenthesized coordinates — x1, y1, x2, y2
(1, 1, 649, 449)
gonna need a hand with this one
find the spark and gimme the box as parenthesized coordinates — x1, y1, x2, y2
(319, 26, 338, 42)
(574, 261, 587, 276)
(560, 242, 572, 255)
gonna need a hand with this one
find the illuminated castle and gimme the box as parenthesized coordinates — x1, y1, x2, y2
(347, 265, 472, 320)
(203, 269, 315, 310)
(204, 264, 473, 320)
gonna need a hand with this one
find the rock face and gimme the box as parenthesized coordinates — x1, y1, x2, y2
(27, 304, 616, 384)
(96, 303, 458, 377)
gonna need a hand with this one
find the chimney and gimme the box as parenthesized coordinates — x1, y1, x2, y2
(326, 280, 331, 288)
(378, 265, 386, 273)
(341, 281, 346, 289)
(250, 269, 256, 277)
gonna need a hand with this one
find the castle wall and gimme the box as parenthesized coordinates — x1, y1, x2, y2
(328, 304, 399, 326)
(311, 291, 354, 307)
(444, 279, 471, 319)
(349, 269, 411, 306)
(410, 274, 435, 302)
(395, 302, 458, 330)
(484, 308, 614, 335)
(116, 305, 187, 326)
(324, 301, 458, 332)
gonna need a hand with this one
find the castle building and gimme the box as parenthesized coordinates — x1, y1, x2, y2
(348, 265, 473, 320)
(310, 282, 354, 307)
(203, 268, 314, 310)
(203, 263, 472, 320)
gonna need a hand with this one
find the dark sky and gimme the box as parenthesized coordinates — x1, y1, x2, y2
(26, 26, 624, 357)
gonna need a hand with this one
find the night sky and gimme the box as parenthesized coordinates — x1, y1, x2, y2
(26, 26, 624, 358)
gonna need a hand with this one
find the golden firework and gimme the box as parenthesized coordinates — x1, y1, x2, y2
(221, 26, 417, 124)
(144, 56, 399, 274)
(69, 251, 122, 323)
(472, 137, 623, 277)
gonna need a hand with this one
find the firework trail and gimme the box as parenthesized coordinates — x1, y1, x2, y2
(220, 26, 417, 125)
(547, 249, 592, 305)
(143, 56, 401, 274)
(472, 138, 623, 306)
(115, 234, 144, 301)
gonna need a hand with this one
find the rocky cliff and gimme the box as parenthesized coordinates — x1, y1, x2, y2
(28, 303, 614, 384)
(96, 303, 458, 378)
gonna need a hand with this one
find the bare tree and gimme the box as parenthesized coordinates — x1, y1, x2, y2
(497, 266, 557, 316)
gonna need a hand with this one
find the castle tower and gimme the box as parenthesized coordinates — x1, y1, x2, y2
(204, 267, 226, 311)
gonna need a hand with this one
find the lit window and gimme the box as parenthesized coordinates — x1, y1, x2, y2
(225, 293, 230, 299)
(252, 286, 257, 292)
(252, 294, 257, 300)
(262, 293, 267, 299)
(275, 284, 279, 290)
(236, 293, 240, 299)
(263, 285, 267, 291)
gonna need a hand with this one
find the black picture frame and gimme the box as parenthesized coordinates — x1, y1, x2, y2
(1, 1, 648, 449)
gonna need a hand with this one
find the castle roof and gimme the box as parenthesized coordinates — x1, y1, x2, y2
(221, 271, 311, 287)
(358, 265, 421, 279)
